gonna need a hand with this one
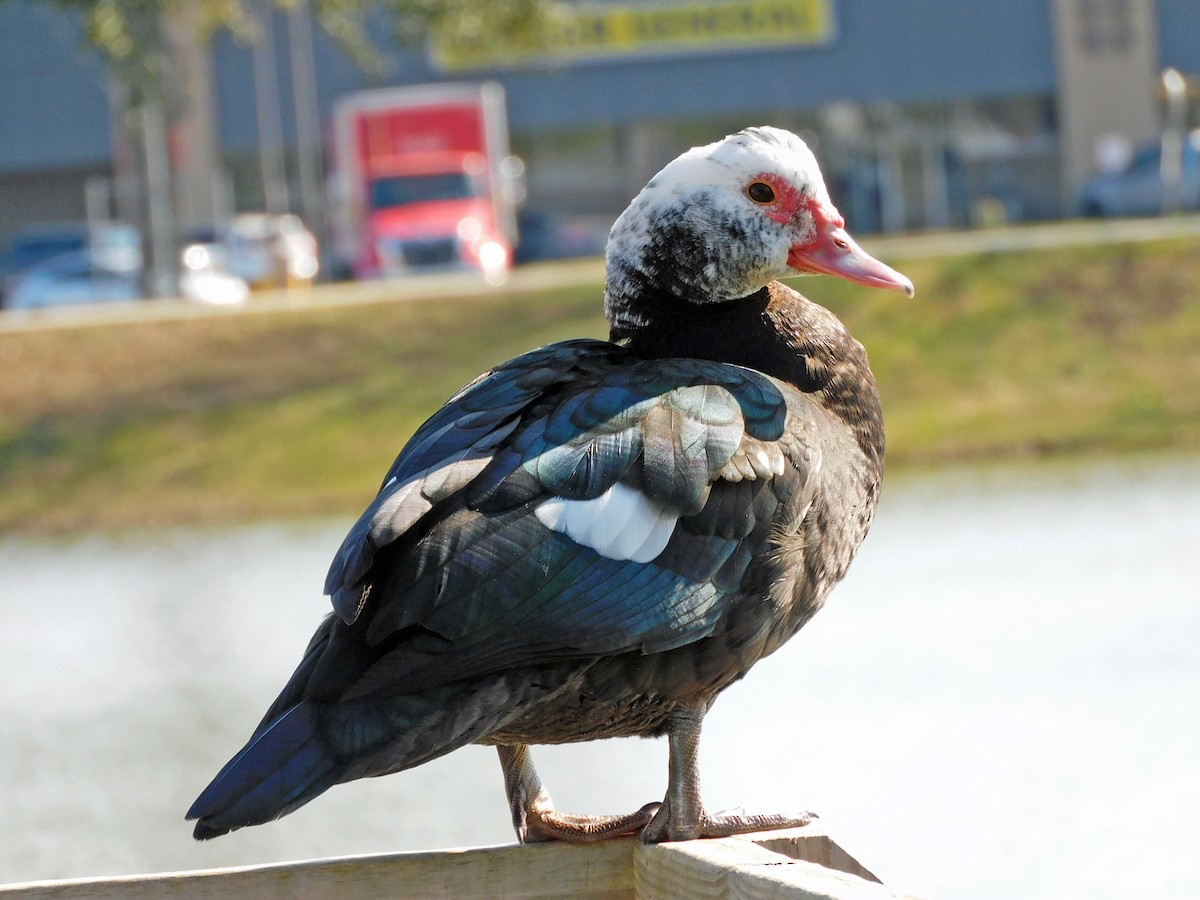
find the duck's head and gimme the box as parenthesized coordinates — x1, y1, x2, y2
(605, 126, 913, 329)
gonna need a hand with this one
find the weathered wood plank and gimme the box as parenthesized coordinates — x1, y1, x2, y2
(742, 829, 881, 883)
(634, 833, 921, 900)
(0, 840, 636, 900)
(0, 827, 922, 899)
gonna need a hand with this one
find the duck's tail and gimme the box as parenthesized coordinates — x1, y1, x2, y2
(186, 701, 339, 840)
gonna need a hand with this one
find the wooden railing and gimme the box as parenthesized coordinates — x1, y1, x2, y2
(0, 825, 922, 899)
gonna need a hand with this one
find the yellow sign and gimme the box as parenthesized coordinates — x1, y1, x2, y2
(433, 0, 836, 72)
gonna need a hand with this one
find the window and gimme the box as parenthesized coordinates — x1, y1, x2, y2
(368, 173, 479, 211)
(1077, 0, 1133, 55)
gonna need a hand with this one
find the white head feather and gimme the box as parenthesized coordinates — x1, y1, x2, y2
(605, 128, 834, 316)
(604, 127, 910, 335)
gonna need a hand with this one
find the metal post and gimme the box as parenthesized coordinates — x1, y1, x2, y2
(85, 176, 112, 227)
(876, 129, 907, 233)
(288, 0, 327, 270)
(1160, 68, 1187, 216)
(253, 5, 290, 216)
(921, 133, 950, 230)
(141, 100, 178, 297)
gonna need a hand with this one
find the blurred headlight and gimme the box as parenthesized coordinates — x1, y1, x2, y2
(182, 245, 211, 271)
(456, 217, 483, 241)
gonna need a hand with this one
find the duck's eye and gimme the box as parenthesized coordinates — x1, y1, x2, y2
(747, 181, 776, 204)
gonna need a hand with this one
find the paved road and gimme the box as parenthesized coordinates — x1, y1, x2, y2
(3, 214, 1199, 334)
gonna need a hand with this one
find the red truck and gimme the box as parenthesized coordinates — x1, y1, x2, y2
(328, 82, 518, 283)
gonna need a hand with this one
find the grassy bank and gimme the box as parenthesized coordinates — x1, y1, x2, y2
(2, 237, 1198, 535)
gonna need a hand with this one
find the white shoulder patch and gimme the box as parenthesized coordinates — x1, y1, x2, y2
(535, 482, 677, 563)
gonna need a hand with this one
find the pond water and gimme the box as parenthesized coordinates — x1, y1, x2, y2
(2, 457, 1198, 898)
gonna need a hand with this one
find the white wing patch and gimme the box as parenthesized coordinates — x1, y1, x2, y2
(535, 482, 677, 563)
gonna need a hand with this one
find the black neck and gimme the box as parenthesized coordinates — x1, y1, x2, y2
(608, 281, 885, 465)
(609, 285, 814, 385)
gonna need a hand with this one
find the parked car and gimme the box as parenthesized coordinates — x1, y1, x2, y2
(1079, 130, 1200, 217)
(4, 250, 141, 311)
(1, 221, 142, 305)
(178, 214, 318, 298)
(179, 241, 250, 306)
(226, 214, 319, 290)
(513, 210, 607, 264)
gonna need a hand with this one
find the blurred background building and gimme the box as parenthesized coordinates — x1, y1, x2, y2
(1, 0, 1198, 283)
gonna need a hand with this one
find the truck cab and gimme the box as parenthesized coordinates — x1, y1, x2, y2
(330, 82, 517, 285)
(361, 152, 509, 282)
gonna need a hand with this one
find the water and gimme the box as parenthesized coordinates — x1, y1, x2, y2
(2, 458, 1198, 897)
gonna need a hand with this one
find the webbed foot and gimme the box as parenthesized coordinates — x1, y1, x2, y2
(639, 703, 817, 843)
(640, 801, 815, 843)
(497, 743, 659, 844)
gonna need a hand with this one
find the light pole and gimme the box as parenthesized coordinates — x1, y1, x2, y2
(1160, 68, 1187, 216)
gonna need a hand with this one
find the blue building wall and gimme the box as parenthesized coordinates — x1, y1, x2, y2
(500, 1, 1058, 130)
(0, 3, 111, 171)
(6, 0, 1200, 174)
(206, 1, 1060, 151)
(7, 0, 1200, 171)
(2, 0, 1200, 233)
(1157, 0, 1200, 73)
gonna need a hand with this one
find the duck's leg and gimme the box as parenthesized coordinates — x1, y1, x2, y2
(640, 703, 816, 843)
(496, 743, 659, 843)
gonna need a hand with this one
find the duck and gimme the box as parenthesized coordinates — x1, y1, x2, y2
(187, 126, 914, 844)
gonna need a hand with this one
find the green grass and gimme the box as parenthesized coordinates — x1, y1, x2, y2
(2, 238, 1199, 534)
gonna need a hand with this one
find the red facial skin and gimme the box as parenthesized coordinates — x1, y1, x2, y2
(747, 172, 914, 297)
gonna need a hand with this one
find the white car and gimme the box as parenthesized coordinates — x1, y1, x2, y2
(1079, 130, 1200, 217)
(226, 214, 319, 289)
